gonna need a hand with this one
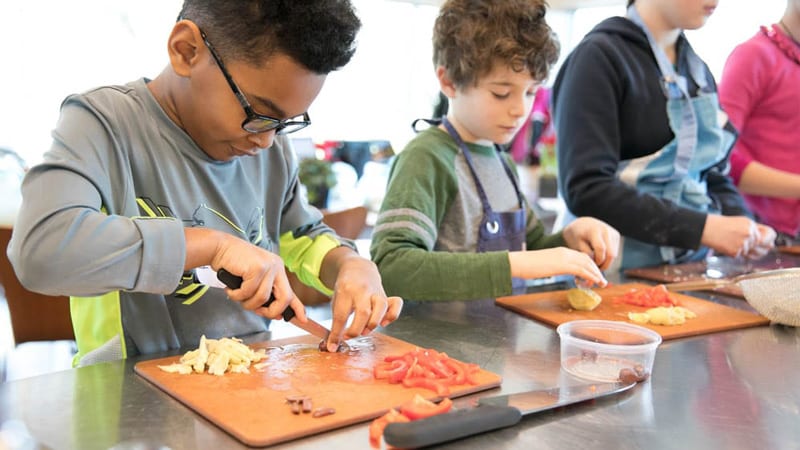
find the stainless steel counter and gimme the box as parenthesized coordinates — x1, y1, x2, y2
(2, 256, 800, 450)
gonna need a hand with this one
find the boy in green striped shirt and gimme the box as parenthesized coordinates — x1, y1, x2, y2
(371, 0, 620, 301)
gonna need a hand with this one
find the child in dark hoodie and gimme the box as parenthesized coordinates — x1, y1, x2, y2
(552, 0, 776, 271)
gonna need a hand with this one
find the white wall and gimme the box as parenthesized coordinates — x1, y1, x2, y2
(0, 0, 182, 164)
(552, 1, 787, 81)
(687, 1, 786, 80)
(0, 0, 788, 165)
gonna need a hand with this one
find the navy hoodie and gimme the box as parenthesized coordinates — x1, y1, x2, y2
(552, 16, 749, 250)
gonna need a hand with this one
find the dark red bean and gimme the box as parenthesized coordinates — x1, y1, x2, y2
(581, 350, 598, 362)
(286, 395, 307, 403)
(312, 407, 336, 418)
(318, 340, 351, 353)
(619, 368, 639, 384)
(619, 367, 649, 383)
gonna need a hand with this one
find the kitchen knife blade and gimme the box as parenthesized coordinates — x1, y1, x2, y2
(383, 381, 636, 448)
(216, 268, 331, 341)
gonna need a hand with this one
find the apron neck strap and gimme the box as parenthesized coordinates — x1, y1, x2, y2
(626, 5, 708, 98)
(626, 5, 709, 180)
(411, 117, 442, 133)
(441, 117, 525, 211)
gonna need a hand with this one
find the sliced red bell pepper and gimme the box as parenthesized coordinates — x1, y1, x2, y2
(374, 348, 484, 394)
(373, 359, 408, 383)
(399, 394, 453, 420)
(402, 376, 451, 396)
(614, 284, 679, 308)
(368, 408, 409, 449)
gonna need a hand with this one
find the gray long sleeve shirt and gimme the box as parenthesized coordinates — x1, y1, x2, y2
(8, 79, 342, 365)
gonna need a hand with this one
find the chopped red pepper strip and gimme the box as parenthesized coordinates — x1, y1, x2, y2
(374, 347, 483, 395)
(368, 408, 409, 449)
(613, 284, 679, 308)
(373, 359, 408, 383)
(399, 394, 453, 420)
(402, 376, 450, 396)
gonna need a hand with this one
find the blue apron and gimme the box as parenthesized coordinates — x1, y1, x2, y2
(440, 118, 528, 290)
(560, 7, 736, 271)
(616, 6, 735, 269)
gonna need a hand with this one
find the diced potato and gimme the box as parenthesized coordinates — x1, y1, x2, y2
(157, 335, 267, 376)
(158, 363, 193, 374)
(567, 288, 602, 311)
(229, 363, 250, 374)
(207, 352, 230, 376)
(676, 306, 696, 319)
(627, 312, 650, 324)
(627, 306, 697, 326)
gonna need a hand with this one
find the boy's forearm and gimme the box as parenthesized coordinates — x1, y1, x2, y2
(319, 245, 363, 289)
(183, 227, 226, 271)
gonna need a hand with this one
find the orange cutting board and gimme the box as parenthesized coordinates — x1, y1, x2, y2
(625, 262, 745, 297)
(496, 283, 769, 340)
(135, 333, 501, 447)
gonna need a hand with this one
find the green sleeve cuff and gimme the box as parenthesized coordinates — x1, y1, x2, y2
(279, 232, 340, 295)
(537, 231, 566, 249)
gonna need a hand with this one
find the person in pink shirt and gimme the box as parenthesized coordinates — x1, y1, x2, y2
(719, 0, 800, 244)
(509, 86, 554, 165)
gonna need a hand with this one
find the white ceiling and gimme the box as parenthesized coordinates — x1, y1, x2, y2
(389, 0, 624, 10)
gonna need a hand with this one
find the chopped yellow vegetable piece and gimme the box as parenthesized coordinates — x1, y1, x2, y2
(567, 288, 603, 311)
(627, 312, 650, 324)
(627, 306, 697, 326)
(157, 335, 267, 375)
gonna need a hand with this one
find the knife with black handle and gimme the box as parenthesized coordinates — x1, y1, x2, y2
(216, 268, 294, 321)
(383, 381, 636, 448)
(216, 268, 330, 340)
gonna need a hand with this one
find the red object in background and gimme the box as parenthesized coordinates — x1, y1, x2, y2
(315, 140, 340, 160)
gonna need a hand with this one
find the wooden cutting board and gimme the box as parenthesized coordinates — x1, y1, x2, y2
(135, 333, 501, 447)
(495, 283, 769, 340)
(625, 262, 746, 297)
(777, 245, 800, 255)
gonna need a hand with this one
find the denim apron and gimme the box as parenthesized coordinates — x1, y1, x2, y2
(439, 118, 529, 290)
(611, 6, 735, 270)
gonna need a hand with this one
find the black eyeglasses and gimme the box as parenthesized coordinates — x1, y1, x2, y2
(199, 29, 311, 135)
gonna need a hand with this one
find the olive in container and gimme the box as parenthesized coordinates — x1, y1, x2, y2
(556, 320, 662, 383)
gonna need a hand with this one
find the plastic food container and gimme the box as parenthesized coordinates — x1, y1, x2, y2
(556, 320, 662, 382)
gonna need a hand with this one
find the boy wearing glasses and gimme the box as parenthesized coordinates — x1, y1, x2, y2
(8, 0, 402, 365)
(371, 0, 620, 301)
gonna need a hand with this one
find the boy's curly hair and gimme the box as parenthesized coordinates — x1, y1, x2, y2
(178, 0, 361, 74)
(433, 0, 560, 87)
